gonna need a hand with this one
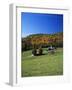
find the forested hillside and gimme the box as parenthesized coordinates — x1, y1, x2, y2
(22, 32, 63, 51)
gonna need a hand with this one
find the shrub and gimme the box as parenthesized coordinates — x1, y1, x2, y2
(38, 48, 43, 55)
(32, 49, 37, 56)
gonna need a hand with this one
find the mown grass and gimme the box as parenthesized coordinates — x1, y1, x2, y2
(21, 48, 63, 77)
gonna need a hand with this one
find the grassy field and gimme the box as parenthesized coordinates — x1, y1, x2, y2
(21, 48, 63, 77)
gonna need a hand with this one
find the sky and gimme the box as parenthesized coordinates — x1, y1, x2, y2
(21, 12, 63, 37)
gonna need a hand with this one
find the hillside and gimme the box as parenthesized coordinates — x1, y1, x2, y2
(22, 32, 63, 51)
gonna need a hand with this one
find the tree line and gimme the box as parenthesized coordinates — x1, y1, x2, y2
(22, 32, 63, 51)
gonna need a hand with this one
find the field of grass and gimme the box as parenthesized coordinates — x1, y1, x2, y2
(21, 48, 63, 77)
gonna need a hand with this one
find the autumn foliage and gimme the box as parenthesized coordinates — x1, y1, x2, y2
(22, 32, 63, 51)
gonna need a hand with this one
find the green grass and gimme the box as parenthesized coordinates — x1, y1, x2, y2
(21, 48, 63, 77)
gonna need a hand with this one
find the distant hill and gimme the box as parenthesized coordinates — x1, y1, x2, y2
(22, 32, 63, 39)
(22, 32, 63, 51)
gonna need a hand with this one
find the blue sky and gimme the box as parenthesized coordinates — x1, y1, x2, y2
(21, 12, 63, 37)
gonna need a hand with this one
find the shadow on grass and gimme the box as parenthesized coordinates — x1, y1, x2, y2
(34, 53, 46, 56)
